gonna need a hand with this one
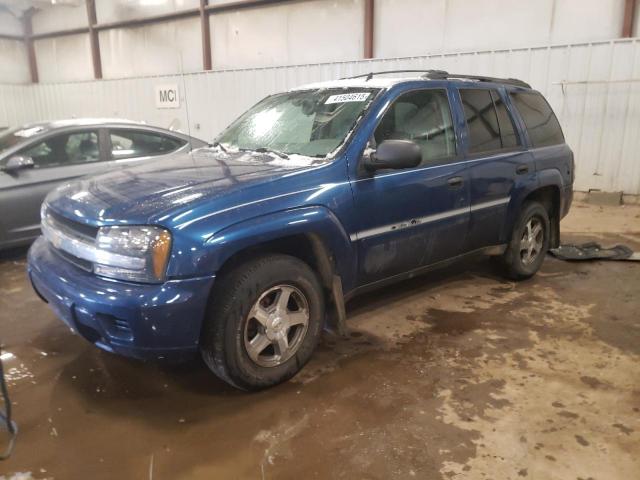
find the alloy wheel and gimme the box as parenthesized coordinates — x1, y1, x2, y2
(519, 216, 544, 265)
(243, 284, 310, 367)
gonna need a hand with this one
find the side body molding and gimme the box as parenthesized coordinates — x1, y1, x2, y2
(199, 206, 357, 290)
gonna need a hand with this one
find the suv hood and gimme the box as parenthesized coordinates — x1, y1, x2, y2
(45, 147, 326, 226)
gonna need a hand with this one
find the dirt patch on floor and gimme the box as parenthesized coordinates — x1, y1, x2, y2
(0, 204, 639, 479)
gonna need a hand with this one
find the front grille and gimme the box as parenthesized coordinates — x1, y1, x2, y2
(42, 206, 98, 272)
(47, 208, 98, 241)
(52, 246, 93, 272)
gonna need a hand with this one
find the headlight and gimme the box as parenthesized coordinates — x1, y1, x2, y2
(93, 226, 172, 283)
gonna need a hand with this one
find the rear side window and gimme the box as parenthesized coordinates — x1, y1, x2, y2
(510, 91, 564, 147)
(374, 89, 456, 165)
(109, 130, 185, 159)
(460, 89, 521, 154)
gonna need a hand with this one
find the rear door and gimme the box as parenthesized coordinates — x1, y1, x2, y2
(456, 87, 535, 251)
(350, 87, 470, 285)
(106, 128, 188, 169)
(509, 90, 572, 187)
(0, 128, 104, 246)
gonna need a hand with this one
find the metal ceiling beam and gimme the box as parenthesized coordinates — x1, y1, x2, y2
(93, 8, 200, 31)
(30, 27, 89, 40)
(204, 0, 294, 14)
(364, 0, 374, 59)
(0, 33, 23, 41)
(622, 0, 637, 37)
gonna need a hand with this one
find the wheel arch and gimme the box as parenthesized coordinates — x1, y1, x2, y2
(510, 172, 562, 248)
(200, 206, 355, 334)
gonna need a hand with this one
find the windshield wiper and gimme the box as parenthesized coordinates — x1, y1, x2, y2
(250, 147, 289, 159)
(211, 141, 228, 153)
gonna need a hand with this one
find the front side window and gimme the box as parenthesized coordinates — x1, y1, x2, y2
(510, 91, 564, 148)
(19, 131, 99, 168)
(374, 89, 456, 165)
(216, 88, 380, 159)
(0, 126, 46, 157)
(110, 130, 185, 159)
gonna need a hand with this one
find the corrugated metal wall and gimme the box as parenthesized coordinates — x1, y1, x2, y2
(1, 38, 639, 194)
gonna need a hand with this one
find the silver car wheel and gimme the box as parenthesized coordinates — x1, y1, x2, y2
(519, 217, 544, 265)
(243, 284, 310, 368)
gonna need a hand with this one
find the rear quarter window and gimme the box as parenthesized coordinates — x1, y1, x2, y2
(510, 91, 564, 148)
(110, 130, 186, 159)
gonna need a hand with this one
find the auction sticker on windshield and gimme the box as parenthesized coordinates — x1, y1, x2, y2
(325, 93, 371, 104)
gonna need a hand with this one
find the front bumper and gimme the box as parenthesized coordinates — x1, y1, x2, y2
(27, 236, 215, 361)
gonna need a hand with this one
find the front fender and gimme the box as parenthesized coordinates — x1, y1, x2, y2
(195, 206, 356, 288)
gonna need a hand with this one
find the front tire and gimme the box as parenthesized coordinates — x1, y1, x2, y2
(500, 201, 550, 280)
(200, 254, 325, 390)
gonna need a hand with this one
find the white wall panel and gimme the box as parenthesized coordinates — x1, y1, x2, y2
(1, 39, 639, 194)
(34, 34, 94, 83)
(0, 10, 22, 36)
(96, 0, 200, 23)
(443, 0, 554, 52)
(375, 0, 625, 58)
(374, 0, 448, 58)
(99, 17, 202, 78)
(210, 0, 364, 69)
(550, 0, 625, 44)
(31, 3, 88, 35)
(0, 39, 29, 84)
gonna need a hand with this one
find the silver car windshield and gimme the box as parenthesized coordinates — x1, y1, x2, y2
(215, 88, 380, 159)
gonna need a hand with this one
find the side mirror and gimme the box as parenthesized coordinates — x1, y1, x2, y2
(3, 155, 34, 173)
(364, 140, 421, 171)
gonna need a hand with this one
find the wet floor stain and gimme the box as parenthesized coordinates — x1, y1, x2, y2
(0, 230, 639, 479)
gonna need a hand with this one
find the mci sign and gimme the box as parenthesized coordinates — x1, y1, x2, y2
(155, 84, 180, 109)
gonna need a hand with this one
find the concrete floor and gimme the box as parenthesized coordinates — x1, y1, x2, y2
(0, 201, 638, 480)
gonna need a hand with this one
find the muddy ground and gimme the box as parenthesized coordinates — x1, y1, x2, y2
(0, 201, 638, 479)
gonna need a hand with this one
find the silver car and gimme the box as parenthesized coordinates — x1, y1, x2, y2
(0, 118, 206, 249)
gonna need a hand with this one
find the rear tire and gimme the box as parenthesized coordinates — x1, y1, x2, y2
(500, 201, 550, 280)
(200, 254, 324, 390)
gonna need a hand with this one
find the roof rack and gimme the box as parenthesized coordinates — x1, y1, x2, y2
(344, 69, 531, 89)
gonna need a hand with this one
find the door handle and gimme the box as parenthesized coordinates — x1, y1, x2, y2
(516, 165, 529, 175)
(447, 176, 464, 188)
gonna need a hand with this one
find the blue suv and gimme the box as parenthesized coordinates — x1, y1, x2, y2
(27, 71, 573, 390)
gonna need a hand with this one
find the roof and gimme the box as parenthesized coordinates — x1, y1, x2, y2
(1, 118, 206, 150)
(28, 118, 144, 130)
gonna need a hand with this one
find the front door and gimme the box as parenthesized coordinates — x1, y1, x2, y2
(350, 88, 470, 285)
(0, 129, 104, 246)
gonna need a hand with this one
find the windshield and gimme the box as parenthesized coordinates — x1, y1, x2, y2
(215, 88, 380, 159)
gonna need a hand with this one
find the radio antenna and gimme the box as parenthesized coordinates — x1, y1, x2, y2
(178, 52, 194, 153)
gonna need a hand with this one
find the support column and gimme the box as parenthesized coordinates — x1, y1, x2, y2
(85, 0, 102, 79)
(23, 10, 38, 83)
(622, 0, 637, 37)
(201, 0, 212, 70)
(364, 0, 374, 59)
